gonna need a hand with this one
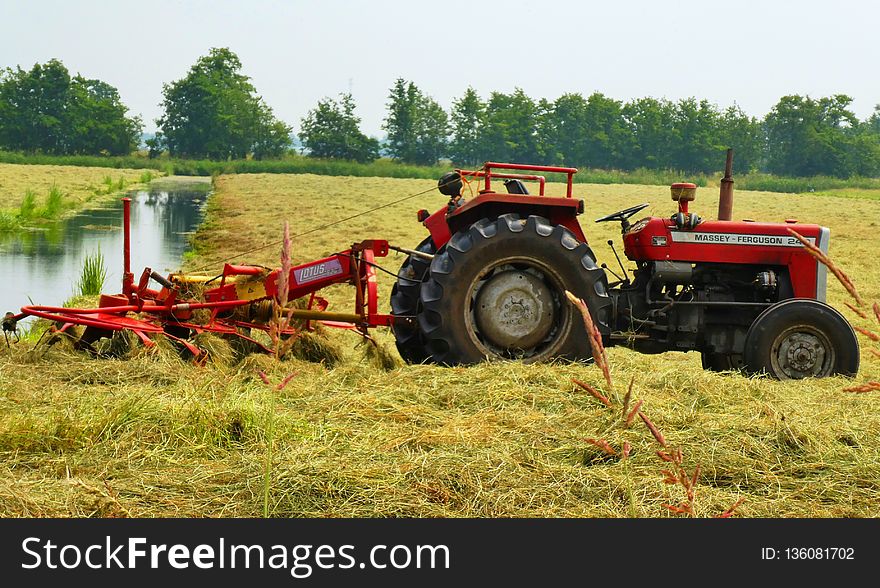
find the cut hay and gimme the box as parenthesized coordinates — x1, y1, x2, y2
(3, 173, 880, 519)
(284, 327, 344, 367)
(94, 328, 139, 358)
(236, 353, 279, 379)
(361, 340, 402, 371)
(191, 332, 235, 367)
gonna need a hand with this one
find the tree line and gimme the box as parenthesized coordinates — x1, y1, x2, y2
(317, 82, 880, 178)
(3, 48, 880, 179)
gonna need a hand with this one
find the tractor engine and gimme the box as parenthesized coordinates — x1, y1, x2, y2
(613, 258, 784, 366)
(600, 180, 855, 377)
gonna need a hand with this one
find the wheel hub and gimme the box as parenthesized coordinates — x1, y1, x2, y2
(775, 331, 829, 378)
(473, 270, 555, 351)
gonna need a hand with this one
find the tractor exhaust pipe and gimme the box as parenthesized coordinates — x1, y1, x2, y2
(718, 148, 734, 221)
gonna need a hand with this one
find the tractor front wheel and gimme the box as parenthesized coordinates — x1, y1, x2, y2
(742, 298, 859, 379)
(418, 214, 611, 365)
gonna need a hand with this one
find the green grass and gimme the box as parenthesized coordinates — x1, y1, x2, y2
(40, 185, 64, 217)
(18, 189, 36, 219)
(0, 211, 18, 231)
(75, 249, 107, 296)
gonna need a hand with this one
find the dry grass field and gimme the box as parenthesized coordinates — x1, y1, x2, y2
(0, 171, 878, 517)
(0, 163, 157, 226)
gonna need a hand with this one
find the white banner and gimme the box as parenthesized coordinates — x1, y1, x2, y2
(669, 231, 815, 247)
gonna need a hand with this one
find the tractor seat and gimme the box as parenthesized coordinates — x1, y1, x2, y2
(504, 179, 529, 195)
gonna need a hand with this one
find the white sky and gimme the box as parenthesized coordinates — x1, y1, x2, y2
(3, 0, 879, 137)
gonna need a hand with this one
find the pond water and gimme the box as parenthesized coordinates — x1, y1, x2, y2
(1, 188, 208, 320)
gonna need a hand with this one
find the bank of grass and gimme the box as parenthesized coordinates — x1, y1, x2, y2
(0, 163, 162, 230)
(1, 173, 879, 517)
(5, 150, 880, 195)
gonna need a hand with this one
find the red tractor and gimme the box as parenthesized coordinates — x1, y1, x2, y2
(390, 158, 860, 380)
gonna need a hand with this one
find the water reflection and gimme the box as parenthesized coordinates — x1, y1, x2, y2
(1, 189, 207, 314)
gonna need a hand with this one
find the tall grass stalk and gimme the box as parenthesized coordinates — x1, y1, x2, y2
(258, 370, 295, 518)
(76, 248, 107, 296)
(262, 372, 275, 519)
(19, 189, 37, 219)
(39, 185, 64, 218)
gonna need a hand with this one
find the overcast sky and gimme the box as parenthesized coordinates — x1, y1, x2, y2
(3, 0, 879, 137)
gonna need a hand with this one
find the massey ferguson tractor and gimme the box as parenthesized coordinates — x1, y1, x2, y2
(6, 153, 859, 380)
(389, 155, 859, 380)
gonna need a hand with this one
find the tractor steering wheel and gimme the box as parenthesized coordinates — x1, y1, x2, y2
(594, 202, 651, 224)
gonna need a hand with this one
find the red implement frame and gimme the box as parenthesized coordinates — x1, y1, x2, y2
(13, 199, 397, 356)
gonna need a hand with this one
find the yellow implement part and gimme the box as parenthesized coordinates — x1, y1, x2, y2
(170, 273, 269, 302)
(285, 308, 363, 323)
(169, 274, 215, 284)
(235, 279, 268, 302)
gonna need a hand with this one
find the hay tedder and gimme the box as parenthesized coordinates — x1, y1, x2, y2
(5, 155, 860, 379)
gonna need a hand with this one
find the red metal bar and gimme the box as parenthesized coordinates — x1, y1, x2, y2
(122, 197, 133, 299)
(223, 264, 265, 276)
(484, 162, 578, 174)
(481, 162, 578, 198)
(458, 170, 547, 195)
(363, 247, 379, 321)
(22, 304, 141, 315)
(19, 308, 164, 332)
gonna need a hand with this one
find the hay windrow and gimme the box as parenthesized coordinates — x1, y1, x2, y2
(284, 327, 344, 367)
(191, 332, 235, 367)
(361, 340, 402, 371)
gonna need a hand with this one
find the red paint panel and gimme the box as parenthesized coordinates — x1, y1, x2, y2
(623, 217, 824, 297)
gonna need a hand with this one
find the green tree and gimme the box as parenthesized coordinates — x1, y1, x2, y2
(0, 59, 70, 153)
(0, 59, 141, 155)
(764, 94, 864, 177)
(671, 98, 724, 173)
(382, 79, 449, 165)
(535, 97, 561, 165)
(482, 88, 539, 163)
(717, 105, 763, 174)
(412, 95, 449, 165)
(449, 87, 487, 166)
(866, 105, 880, 135)
(581, 92, 627, 169)
(299, 93, 379, 163)
(621, 97, 678, 170)
(66, 77, 143, 155)
(156, 48, 291, 159)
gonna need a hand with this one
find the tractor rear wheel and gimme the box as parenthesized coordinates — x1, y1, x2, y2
(418, 214, 612, 365)
(390, 236, 436, 363)
(742, 298, 859, 379)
